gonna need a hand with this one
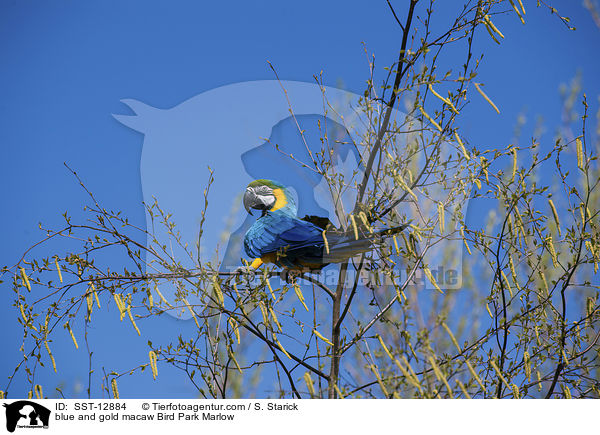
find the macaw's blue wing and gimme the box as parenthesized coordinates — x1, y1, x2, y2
(244, 214, 325, 268)
(244, 210, 408, 270)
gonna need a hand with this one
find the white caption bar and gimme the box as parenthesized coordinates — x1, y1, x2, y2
(0, 399, 595, 434)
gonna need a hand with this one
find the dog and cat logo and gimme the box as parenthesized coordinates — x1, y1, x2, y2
(2, 401, 50, 432)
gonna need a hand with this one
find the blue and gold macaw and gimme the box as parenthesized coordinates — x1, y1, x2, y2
(242, 179, 406, 271)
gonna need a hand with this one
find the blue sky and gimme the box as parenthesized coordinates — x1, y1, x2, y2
(1, 1, 599, 398)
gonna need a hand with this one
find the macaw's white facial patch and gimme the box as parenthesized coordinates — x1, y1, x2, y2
(256, 193, 276, 209)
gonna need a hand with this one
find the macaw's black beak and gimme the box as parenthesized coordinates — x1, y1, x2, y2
(243, 189, 255, 215)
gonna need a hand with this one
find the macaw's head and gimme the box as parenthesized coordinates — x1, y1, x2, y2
(243, 179, 291, 215)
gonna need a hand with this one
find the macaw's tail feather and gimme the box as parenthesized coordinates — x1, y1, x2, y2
(305, 223, 409, 264)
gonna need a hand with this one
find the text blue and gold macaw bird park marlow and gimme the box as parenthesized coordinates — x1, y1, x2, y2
(242, 179, 408, 272)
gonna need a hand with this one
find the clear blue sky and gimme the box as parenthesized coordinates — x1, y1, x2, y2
(1, 1, 599, 398)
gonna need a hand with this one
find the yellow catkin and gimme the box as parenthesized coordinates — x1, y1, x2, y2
(113, 293, 125, 321)
(228, 349, 243, 374)
(438, 202, 445, 234)
(232, 280, 241, 300)
(228, 322, 242, 348)
(91, 282, 100, 308)
(534, 324, 541, 346)
(369, 364, 389, 397)
(429, 356, 454, 398)
(423, 267, 443, 294)
(460, 227, 472, 255)
(454, 131, 470, 160)
(273, 333, 291, 359)
(508, 0, 525, 24)
(562, 349, 570, 366)
(146, 288, 153, 308)
(394, 285, 404, 304)
(44, 341, 57, 373)
(313, 329, 333, 346)
(149, 350, 158, 380)
(517, 0, 526, 15)
(182, 299, 200, 329)
(269, 306, 282, 332)
(547, 235, 558, 267)
(441, 322, 461, 352)
(229, 318, 241, 345)
(263, 269, 276, 301)
(490, 359, 510, 388)
(304, 372, 315, 397)
(322, 230, 330, 255)
(127, 305, 141, 336)
(400, 355, 423, 392)
(55, 258, 63, 283)
(484, 14, 505, 39)
(349, 214, 359, 240)
(514, 205, 525, 235)
(474, 83, 500, 114)
(333, 383, 345, 399)
(576, 204, 584, 226)
(586, 297, 595, 324)
(394, 357, 422, 392)
(563, 385, 572, 399)
(576, 137, 584, 170)
(65, 322, 78, 349)
(483, 19, 501, 44)
(456, 380, 472, 399)
(0, 391, 4, 399)
(536, 370, 542, 392)
(523, 351, 531, 381)
(377, 335, 395, 360)
(394, 172, 418, 201)
(401, 233, 413, 257)
(154, 283, 172, 308)
(34, 384, 43, 399)
(111, 378, 119, 399)
(512, 384, 520, 399)
(19, 304, 28, 325)
(419, 106, 443, 132)
(466, 359, 485, 391)
(480, 157, 489, 183)
(511, 147, 517, 182)
(508, 256, 520, 292)
(212, 277, 224, 307)
(486, 302, 493, 319)
(428, 84, 459, 114)
(86, 290, 94, 319)
(500, 270, 513, 298)
(28, 391, 32, 399)
(20, 267, 31, 291)
(358, 211, 372, 233)
(293, 282, 309, 312)
(539, 270, 549, 295)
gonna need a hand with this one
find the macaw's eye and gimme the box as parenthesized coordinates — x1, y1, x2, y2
(256, 186, 273, 195)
